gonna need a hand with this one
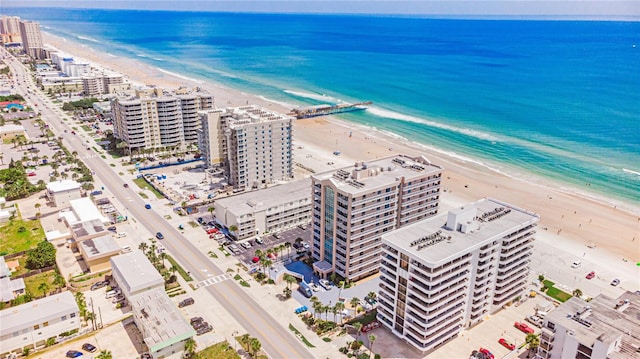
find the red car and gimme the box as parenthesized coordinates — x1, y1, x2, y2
(27, 172, 36, 177)
(206, 228, 218, 234)
(586, 271, 595, 279)
(499, 338, 516, 350)
(479, 348, 495, 359)
(514, 321, 535, 334)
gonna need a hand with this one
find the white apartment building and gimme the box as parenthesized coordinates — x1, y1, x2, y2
(198, 105, 293, 189)
(536, 292, 640, 359)
(111, 87, 213, 152)
(46, 179, 82, 208)
(378, 198, 538, 353)
(18, 20, 43, 59)
(214, 179, 312, 240)
(311, 155, 443, 282)
(0, 291, 80, 357)
(110, 251, 194, 359)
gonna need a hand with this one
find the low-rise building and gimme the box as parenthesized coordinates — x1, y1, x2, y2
(77, 234, 121, 272)
(129, 288, 196, 359)
(110, 251, 193, 359)
(46, 180, 82, 208)
(214, 179, 312, 240)
(537, 291, 640, 359)
(378, 198, 538, 353)
(0, 291, 80, 357)
(0, 276, 25, 302)
(0, 124, 26, 140)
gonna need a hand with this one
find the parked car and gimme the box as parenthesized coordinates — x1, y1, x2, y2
(498, 338, 515, 350)
(66, 350, 83, 358)
(586, 271, 596, 279)
(319, 279, 332, 290)
(190, 316, 203, 325)
(107, 226, 117, 232)
(255, 237, 264, 245)
(28, 172, 36, 176)
(479, 348, 494, 359)
(145, 203, 151, 209)
(206, 228, 218, 234)
(123, 183, 129, 188)
(240, 241, 252, 249)
(82, 343, 97, 353)
(309, 282, 320, 292)
(571, 260, 582, 268)
(156, 232, 164, 240)
(197, 217, 204, 224)
(196, 324, 213, 335)
(514, 321, 535, 334)
(178, 297, 195, 308)
(90, 280, 109, 291)
(611, 278, 620, 286)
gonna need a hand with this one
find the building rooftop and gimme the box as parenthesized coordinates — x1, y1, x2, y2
(222, 105, 293, 127)
(546, 292, 640, 358)
(216, 179, 311, 215)
(0, 256, 10, 278)
(0, 124, 25, 133)
(46, 179, 81, 193)
(129, 287, 195, 352)
(0, 276, 25, 302)
(382, 198, 539, 265)
(78, 234, 120, 260)
(70, 218, 106, 239)
(68, 197, 108, 224)
(110, 250, 164, 294)
(313, 154, 443, 195)
(0, 291, 78, 336)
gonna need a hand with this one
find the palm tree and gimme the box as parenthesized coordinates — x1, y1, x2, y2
(38, 282, 49, 296)
(254, 249, 264, 259)
(85, 311, 96, 327)
(525, 333, 540, 353)
(285, 241, 292, 258)
(323, 305, 331, 321)
(332, 305, 339, 323)
(350, 297, 361, 311)
(249, 337, 261, 358)
(368, 334, 376, 358)
(96, 350, 112, 359)
(366, 291, 377, 303)
(312, 301, 323, 319)
(184, 338, 197, 358)
(353, 322, 363, 342)
(573, 288, 583, 298)
(284, 274, 297, 290)
(335, 301, 345, 324)
(208, 206, 215, 220)
(159, 252, 167, 269)
(34, 202, 41, 218)
(138, 242, 148, 252)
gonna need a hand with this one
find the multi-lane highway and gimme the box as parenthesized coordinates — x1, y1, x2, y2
(2, 51, 312, 358)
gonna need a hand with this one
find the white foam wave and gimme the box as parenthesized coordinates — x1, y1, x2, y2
(151, 57, 164, 62)
(367, 106, 500, 142)
(136, 53, 149, 58)
(107, 53, 117, 58)
(284, 90, 337, 103)
(622, 168, 640, 176)
(156, 67, 204, 84)
(77, 35, 101, 43)
(256, 95, 295, 109)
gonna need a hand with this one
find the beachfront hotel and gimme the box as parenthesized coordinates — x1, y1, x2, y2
(18, 19, 44, 59)
(377, 198, 538, 353)
(536, 291, 640, 359)
(198, 105, 294, 189)
(0, 16, 22, 45)
(111, 87, 213, 153)
(311, 155, 443, 282)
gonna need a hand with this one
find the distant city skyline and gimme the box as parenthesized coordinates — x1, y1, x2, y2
(3, 1, 639, 19)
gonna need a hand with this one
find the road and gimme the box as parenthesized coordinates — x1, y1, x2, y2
(3, 51, 312, 358)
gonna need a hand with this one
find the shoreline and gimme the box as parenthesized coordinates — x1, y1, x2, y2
(40, 31, 640, 264)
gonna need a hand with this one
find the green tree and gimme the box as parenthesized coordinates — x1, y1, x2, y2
(26, 241, 56, 269)
(38, 282, 50, 297)
(249, 337, 261, 358)
(525, 333, 540, 352)
(335, 301, 346, 324)
(366, 291, 377, 303)
(350, 297, 361, 311)
(573, 288, 583, 297)
(353, 322, 363, 343)
(96, 350, 112, 359)
(284, 274, 297, 290)
(184, 338, 197, 358)
(208, 206, 215, 220)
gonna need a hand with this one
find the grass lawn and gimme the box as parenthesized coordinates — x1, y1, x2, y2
(194, 341, 240, 359)
(132, 177, 164, 199)
(166, 255, 193, 282)
(81, 125, 91, 132)
(0, 219, 45, 255)
(546, 287, 572, 302)
(346, 309, 378, 326)
(24, 271, 61, 297)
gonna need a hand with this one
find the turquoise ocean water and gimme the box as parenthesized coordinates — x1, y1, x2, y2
(4, 8, 640, 206)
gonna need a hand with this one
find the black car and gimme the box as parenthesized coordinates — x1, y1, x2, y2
(90, 281, 109, 291)
(156, 232, 164, 240)
(190, 316, 203, 325)
(65, 350, 83, 358)
(107, 226, 117, 232)
(178, 297, 195, 308)
(82, 343, 97, 353)
(196, 324, 213, 335)
(197, 217, 204, 224)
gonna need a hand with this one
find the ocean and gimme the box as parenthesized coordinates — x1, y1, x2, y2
(5, 8, 640, 206)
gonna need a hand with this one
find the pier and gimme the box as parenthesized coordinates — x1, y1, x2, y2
(289, 101, 372, 119)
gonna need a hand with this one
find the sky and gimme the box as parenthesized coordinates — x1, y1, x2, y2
(2, 0, 639, 18)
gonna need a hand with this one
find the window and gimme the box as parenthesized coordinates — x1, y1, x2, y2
(33, 324, 39, 330)
(43, 321, 49, 327)
(70, 313, 76, 318)
(61, 315, 67, 321)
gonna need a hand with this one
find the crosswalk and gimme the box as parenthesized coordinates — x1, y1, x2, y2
(194, 273, 233, 289)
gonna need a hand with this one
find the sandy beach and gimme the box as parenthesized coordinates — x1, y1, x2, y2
(42, 32, 640, 267)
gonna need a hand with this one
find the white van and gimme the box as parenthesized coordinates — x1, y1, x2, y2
(116, 232, 127, 238)
(120, 246, 131, 253)
(105, 290, 120, 299)
(571, 260, 582, 268)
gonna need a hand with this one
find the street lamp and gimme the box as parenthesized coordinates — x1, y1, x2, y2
(232, 330, 239, 353)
